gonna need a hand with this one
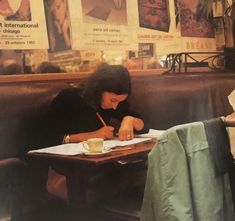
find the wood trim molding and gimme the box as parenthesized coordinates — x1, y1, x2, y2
(0, 69, 166, 84)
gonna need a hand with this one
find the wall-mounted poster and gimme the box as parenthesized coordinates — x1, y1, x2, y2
(44, 0, 72, 52)
(138, 0, 170, 32)
(0, 0, 48, 49)
(70, 0, 137, 50)
(126, 43, 158, 69)
(138, 42, 155, 57)
(132, 0, 181, 60)
(177, 0, 216, 52)
(178, 0, 215, 38)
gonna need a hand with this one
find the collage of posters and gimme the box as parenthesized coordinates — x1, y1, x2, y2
(0, 0, 218, 58)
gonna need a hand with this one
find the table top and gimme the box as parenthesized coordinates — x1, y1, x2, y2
(27, 139, 157, 165)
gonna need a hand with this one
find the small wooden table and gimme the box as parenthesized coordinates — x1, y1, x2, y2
(27, 139, 157, 208)
(28, 139, 156, 164)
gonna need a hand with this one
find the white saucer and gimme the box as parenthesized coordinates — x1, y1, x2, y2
(81, 149, 111, 157)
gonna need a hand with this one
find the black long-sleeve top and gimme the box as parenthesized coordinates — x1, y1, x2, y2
(48, 87, 148, 145)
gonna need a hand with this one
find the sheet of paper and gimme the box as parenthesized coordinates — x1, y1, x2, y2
(28, 143, 84, 156)
(104, 137, 151, 149)
(137, 129, 166, 138)
(28, 137, 151, 156)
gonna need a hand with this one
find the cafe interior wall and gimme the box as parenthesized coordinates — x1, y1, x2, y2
(0, 0, 232, 74)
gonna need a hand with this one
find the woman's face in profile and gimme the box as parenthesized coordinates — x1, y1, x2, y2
(100, 92, 128, 110)
(51, 0, 66, 25)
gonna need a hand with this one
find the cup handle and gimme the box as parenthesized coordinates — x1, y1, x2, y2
(82, 141, 89, 150)
(103, 145, 110, 151)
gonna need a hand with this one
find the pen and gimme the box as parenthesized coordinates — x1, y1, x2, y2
(96, 112, 107, 127)
(111, 147, 132, 152)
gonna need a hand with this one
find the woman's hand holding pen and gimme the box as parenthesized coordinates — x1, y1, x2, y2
(96, 126, 114, 139)
(95, 112, 114, 139)
(95, 113, 143, 140)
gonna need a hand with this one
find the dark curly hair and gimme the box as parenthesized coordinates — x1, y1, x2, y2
(79, 63, 131, 110)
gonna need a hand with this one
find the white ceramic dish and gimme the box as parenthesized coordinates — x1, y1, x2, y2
(81, 149, 111, 157)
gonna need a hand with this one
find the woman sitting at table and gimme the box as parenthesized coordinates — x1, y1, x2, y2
(46, 63, 149, 203)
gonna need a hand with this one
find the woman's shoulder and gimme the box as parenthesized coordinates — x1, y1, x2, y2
(54, 87, 83, 105)
(59, 87, 80, 96)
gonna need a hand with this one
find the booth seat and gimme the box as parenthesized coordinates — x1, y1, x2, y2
(130, 73, 234, 130)
(0, 81, 69, 219)
(0, 72, 235, 219)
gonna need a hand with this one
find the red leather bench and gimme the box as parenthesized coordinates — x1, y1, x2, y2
(0, 72, 234, 219)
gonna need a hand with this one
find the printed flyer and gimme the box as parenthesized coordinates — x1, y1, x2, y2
(0, 0, 48, 49)
(179, 0, 216, 52)
(131, 0, 182, 60)
(70, 0, 137, 50)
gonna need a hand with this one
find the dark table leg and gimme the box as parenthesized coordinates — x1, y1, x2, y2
(66, 164, 94, 208)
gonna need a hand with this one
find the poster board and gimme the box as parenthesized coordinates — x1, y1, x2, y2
(70, 0, 137, 50)
(0, 0, 48, 49)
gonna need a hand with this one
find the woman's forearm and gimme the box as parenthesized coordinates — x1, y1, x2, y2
(68, 131, 97, 143)
(122, 116, 144, 131)
(133, 117, 144, 131)
(63, 126, 114, 143)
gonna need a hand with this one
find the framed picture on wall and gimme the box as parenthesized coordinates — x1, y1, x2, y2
(178, 0, 215, 38)
(138, 0, 170, 32)
(44, 0, 72, 52)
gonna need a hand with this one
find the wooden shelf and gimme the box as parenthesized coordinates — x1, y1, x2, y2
(0, 69, 166, 84)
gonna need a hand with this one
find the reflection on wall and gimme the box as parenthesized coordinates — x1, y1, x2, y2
(24, 49, 48, 72)
(125, 43, 160, 69)
(48, 50, 81, 72)
(0, 50, 24, 74)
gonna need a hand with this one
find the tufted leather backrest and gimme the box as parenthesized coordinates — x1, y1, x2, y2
(0, 82, 70, 158)
(130, 73, 234, 130)
(0, 73, 235, 159)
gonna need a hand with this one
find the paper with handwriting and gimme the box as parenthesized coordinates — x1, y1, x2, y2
(137, 129, 166, 138)
(28, 137, 151, 156)
(104, 138, 151, 149)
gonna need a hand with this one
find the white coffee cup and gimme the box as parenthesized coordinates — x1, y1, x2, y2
(83, 138, 105, 153)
